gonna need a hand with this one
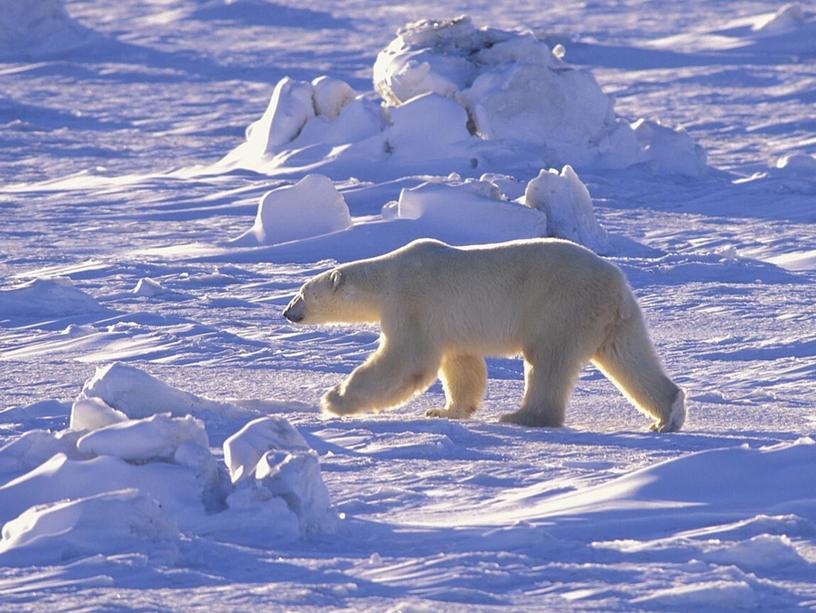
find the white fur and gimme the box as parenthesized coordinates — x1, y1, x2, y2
(284, 238, 686, 431)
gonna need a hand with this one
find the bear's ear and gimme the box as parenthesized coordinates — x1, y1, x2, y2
(330, 270, 344, 291)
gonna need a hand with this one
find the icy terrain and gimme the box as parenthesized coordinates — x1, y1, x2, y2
(1, 0, 816, 610)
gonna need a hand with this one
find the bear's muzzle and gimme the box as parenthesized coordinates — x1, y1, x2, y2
(283, 295, 305, 323)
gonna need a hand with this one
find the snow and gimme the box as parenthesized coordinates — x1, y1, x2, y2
(132, 277, 165, 297)
(223, 415, 310, 483)
(391, 178, 548, 243)
(0, 278, 105, 320)
(2, 0, 816, 609)
(74, 362, 246, 421)
(231, 174, 353, 246)
(524, 165, 610, 253)
(76, 413, 209, 462)
(0, 0, 92, 59)
(0, 365, 335, 567)
(0, 489, 180, 567)
(211, 14, 707, 179)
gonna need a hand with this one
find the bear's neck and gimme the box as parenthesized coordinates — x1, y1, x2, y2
(343, 260, 390, 324)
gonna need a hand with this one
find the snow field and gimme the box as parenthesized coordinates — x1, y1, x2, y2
(1, 0, 816, 609)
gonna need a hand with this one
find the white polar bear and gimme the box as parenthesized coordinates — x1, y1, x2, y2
(283, 238, 686, 432)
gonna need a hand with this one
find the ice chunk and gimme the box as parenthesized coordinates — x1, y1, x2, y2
(223, 416, 309, 483)
(374, 16, 615, 165)
(244, 77, 315, 157)
(77, 413, 209, 462)
(0, 429, 83, 477)
(632, 119, 708, 177)
(223, 416, 335, 533)
(0, 489, 179, 566)
(232, 174, 352, 246)
(133, 277, 165, 296)
(76, 362, 242, 421)
(254, 450, 334, 532)
(524, 165, 610, 253)
(0, 453, 216, 529)
(774, 153, 816, 175)
(395, 180, 547, 243)
(311, 75, 355, 119)
(70, 394, 129, 431)
(386, 92, 472, 153)
(0, 278, 104, 319)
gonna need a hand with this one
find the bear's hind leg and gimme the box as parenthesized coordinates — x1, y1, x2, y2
(426, 353, 486, 419)
(322, 334, 441, 416)
(500, 346, 581, 428)
(591, 304, 685, 432)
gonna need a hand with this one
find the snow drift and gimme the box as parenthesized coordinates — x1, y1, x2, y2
(0, 0, 94, 59)
(231, 174, 352, 246)
(0, 278, 106, 319)
(0, 364, 336, 565)
(216, 16, 708, 178)
(224, 168, 614, 261)
(524, 165, 610, 252)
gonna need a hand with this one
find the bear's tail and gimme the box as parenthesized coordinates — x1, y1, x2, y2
(592, 289, 686, 432)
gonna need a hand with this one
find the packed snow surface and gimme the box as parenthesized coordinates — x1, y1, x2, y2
(2, 0, 816, 610)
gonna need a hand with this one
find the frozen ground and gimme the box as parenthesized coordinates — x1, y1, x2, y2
(1, 0, 816, 610)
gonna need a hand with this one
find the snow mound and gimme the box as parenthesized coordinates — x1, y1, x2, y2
(753, 3, 805, 35)
(0, 489, 179, 566)
(0, 367, 335, 564)
(774, 153, 816, 176)
(77, 413, 209, 462)
(223, 417, 335, 534)
(224, 416, 310, 483)
(633, 581, 757, 609)
(0, 0, 93, 59)
(632, 119, 708, 177)
(215, 16, 707, 178)
(71, 362, 245, 427)
(0, 278, 105, 319)
(133, 277, 166, 296)
(387, 178, 547, 244)
(541, 438, 816, 537)
(704, 534, 808, 571)
(232, 174, 352, 246)
(0, 429, 83, 478)
(373, 16, 617, 165)
(225, 75, 384, 164)
(524, 165, 610, 253)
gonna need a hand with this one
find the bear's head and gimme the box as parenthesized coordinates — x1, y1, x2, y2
(283, 267, 379, 325)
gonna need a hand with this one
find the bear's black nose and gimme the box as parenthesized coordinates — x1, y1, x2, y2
(282, 306, 300, 322)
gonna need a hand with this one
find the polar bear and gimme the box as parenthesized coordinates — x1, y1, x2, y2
(283, 238, 686, 431)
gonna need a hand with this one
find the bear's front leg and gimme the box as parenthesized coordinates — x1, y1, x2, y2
(322, 335, 441, 416)
(321, 384, 360, 416)
(425, 353, 486, 420)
